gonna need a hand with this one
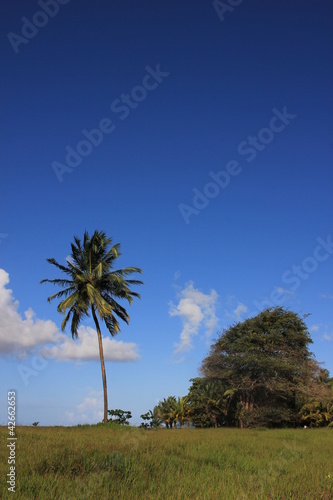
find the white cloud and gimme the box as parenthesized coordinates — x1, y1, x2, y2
(310, 324, 333, 341)
(0, 268, 139, 362)
(66, 390, 103, 424)
(310, 324, 320, 332)
(224, 296, 249, 321)
(233, 302, 248, 320)
(0, 269, 61, 357)
(42, 326, 139, 362)
(167, 356, 185, 364)
(320, 294, 333, 300)
(169, 281, 218, 353)
(174, 271, 181, 281)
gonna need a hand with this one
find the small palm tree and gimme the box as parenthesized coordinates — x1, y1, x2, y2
(41, 230, 143, 423)
(175, 396, 191, 428)
(155, 396, 178, 428)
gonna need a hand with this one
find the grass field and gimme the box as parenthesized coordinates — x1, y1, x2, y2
(1, 425, 332, 499)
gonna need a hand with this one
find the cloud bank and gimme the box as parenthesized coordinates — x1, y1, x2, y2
(0, 269, 61, 357)
(233, 302, 248, 320)
(0, 268, 139, 362)
(41, 326, 139, 361)
(169, 281, 218, 353)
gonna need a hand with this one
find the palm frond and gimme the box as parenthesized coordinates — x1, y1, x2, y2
(61, 308, 74, 332)
(113, 267, 143, 277)
(40, 278, 73, 287)
(104, 314, 120, 336)
(45, 258, 72, 275)
(56, 291, 84, 314)
(45, 286, 76, 303)
(71, 308, 86, 338)
(102, 294, 130, 323)
(125, 279, 144, 285)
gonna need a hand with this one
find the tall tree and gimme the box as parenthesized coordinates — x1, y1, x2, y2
(41, 230, 143, 423)
(201, 307, 323, 427)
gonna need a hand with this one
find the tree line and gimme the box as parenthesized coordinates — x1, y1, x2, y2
(140, 308, 333, 429)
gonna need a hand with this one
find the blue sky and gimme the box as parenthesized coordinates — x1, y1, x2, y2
(0, 0, 332, 426)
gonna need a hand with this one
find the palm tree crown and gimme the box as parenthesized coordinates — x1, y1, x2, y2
(41, 230, 143, 422)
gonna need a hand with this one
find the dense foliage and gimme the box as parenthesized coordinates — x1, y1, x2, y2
(141, 308, 332, 429)
(187, 378, 235, 428)
(200, 307, 332, 428)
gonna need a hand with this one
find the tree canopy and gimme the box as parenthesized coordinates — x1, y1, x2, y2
(200, 307, 330, 427)
(139, 309, 332, 430)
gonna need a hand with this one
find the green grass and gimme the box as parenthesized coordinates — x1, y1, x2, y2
(1, 426, 332, 499)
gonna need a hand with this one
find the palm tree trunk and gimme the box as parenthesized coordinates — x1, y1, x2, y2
(92, 306, 108, 423)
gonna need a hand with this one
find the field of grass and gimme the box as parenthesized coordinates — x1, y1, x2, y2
(1, 425, 332, 499)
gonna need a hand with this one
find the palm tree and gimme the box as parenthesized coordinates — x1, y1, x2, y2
(41, 230, 143, 423)
(188, 378, 233, 427)
(175, 396, 191, 428)
(300, 400, 333, 427)
(155, 396, 178, 428)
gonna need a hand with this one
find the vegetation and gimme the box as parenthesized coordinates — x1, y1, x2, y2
(2, 297, 331, 498)
(0, 425, 332, 499)
(150, 396, 191, 429)
(200, 307, 333, 428)
(139, 308, 332, 430)
(187, 378, 235, 428)
(41, 230, 143, 422)
(107, 409, 132, 426)
(139, 410, 162, 429)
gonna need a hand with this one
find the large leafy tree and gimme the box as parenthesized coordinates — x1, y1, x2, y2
(201, 307, 324, 427)
(41, 230, 143, 423)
